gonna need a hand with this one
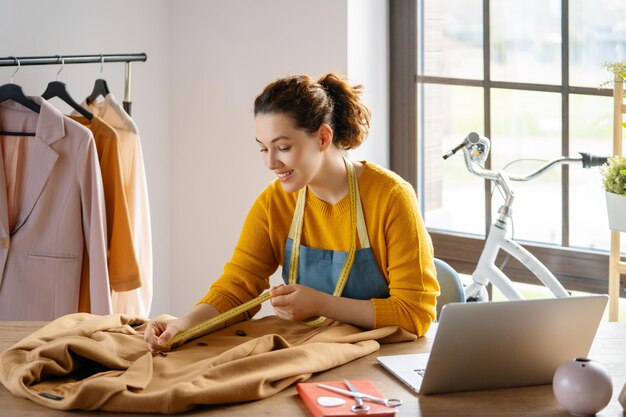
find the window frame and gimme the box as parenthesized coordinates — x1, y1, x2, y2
(389, 0, 624, 297)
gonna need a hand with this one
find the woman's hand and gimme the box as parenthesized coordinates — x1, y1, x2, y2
(144, 304, 225, 352)
(270, 284, 375, 329)
(144, 316, 188, 353)
(269, 284, 329, 321)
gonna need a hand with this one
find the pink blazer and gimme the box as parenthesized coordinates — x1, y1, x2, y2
(0, 97, 111, 320)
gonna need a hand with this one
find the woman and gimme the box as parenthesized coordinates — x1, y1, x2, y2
(145, 73, 439, 352)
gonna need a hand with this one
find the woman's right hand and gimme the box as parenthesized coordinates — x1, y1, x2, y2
(144, 304, 225, 353)
(144, 316, 188, 353)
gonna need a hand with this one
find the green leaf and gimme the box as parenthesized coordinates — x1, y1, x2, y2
(601, 155, 626, 195)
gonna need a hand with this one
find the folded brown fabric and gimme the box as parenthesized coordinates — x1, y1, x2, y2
(0, 313, 415, 413)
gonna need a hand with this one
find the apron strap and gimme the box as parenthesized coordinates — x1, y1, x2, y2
(286, 156, 363, 326)
(353, 166, 370, 249)
(287, 158, 370, 248)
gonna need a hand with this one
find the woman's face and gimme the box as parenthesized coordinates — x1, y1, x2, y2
(255, 112, 325, 193)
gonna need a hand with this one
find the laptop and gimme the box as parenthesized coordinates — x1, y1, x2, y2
(377, 295, 608, 395)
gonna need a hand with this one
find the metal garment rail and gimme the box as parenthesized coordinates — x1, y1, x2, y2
(0, 53, 147, 115)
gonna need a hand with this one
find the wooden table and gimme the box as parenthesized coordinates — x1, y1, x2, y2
(1, 321, 625, 416)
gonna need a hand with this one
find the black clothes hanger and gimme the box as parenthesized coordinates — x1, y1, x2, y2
(86, 79, 110, 105)
(86, 56, 110, 106)
(41, 56, 93, 121)
(0, 58, 39, 137)
(42, 81, 93, 121)
(0, 83, 41, 114)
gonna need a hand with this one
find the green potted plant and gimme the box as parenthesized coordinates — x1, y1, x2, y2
(602, 155, 626, 232)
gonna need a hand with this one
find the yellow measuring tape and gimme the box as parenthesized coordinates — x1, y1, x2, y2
(166, 158, 359, 345)
(165, 292, 272, 347)
(288, 156, 358, 326)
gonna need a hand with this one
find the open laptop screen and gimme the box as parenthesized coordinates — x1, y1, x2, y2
(378, 295, 608, 395)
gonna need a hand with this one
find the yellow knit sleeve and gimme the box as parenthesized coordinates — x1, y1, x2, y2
(197, 187, 279, 321)
(371, 182, 439, 336)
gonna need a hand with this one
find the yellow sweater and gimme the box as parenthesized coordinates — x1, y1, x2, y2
(199, 161, 439, 336)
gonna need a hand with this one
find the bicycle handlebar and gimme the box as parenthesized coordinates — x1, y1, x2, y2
(579, 152, 608, 168)
(443, 132, 482, 160)
(507, 155, 582, 182)
(442, 133, 609, 183)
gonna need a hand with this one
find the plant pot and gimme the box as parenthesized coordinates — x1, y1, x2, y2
(605, 191, 626, 232)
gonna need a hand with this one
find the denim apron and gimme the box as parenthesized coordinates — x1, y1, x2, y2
(282, 157, 389, 324)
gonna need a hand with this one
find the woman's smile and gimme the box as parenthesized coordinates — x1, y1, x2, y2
(276, 170, 294, 181)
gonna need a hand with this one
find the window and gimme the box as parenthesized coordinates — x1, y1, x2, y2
(390, 0, 626, 295)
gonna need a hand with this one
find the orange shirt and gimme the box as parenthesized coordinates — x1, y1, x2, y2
(72, 115, 140, 312)
(84, 95, 153, 317)
(199, 161, 439, 335)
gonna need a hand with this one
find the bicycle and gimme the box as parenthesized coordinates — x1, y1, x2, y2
(442, 132, 608, 302)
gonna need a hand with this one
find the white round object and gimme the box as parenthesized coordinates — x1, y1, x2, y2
(316, 396, 346, 407)
(619, 381, 626, 410)
(553, 358, 613, 416)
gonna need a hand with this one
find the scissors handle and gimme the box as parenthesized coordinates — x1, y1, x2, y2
(344, 379, 370, 413)
(358, 394, 403, 407)
(382, 398, 403, 407)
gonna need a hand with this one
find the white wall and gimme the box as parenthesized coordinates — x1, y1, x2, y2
(168, 0, 348, 316)
(0, 0, 172, 315)
(347, 0, 390, 168)
(1, 0, 388, 319)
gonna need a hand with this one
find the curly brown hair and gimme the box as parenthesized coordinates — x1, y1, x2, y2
(253, 73, 371, 150)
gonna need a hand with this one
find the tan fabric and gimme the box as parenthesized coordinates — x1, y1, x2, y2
(0, 97, 111, 319)
(0, 313, 415, 413)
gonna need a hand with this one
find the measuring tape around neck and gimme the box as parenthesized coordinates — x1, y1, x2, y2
(288, 156, 358, 326)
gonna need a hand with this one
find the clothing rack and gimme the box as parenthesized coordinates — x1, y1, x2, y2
(0, 53, 147, 115)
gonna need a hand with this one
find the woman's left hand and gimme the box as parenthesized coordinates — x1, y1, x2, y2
(269, 284, 328, 321)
